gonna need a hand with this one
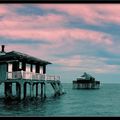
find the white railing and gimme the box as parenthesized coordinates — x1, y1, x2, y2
(45, 75, 60, 81)
(7, 71, 60, 81)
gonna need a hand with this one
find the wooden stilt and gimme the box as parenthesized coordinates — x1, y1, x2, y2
(20, 83, 24, 100)
(30, 83, 34, 98)
(16, 82, 20, 100)
(24, 83, 27, 99)
(4, 82, 12, 99)
(36, 83, 38, 97)
(41, 83, 43, 98)
(3, 78, 64, 101)
(44, 83, 46, 98)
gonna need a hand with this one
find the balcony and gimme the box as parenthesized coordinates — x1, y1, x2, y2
(7, 71, 60, 81)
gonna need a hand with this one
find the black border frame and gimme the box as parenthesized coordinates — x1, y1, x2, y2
(0, 1, 120, 119)
(0, 0, 120, 3)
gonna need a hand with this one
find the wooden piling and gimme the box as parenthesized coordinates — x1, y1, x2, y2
(24, 83, 27, 99)
(44, 83, 46, 98)
(4, 82, 12, 99)
(3, 79, 64, 101)
(36, 83, 38, 97)
(16, 82, 20, 100)
(30, 83, 34, 98)
(41, 83, 43, 98)
(21, 83, 24, 100)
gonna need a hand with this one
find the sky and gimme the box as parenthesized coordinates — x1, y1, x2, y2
(1, 4, 120, 83)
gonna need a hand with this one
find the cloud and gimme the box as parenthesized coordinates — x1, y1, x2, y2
(5, 44, 50, 60)
(0, 4, 24, 15)
(52, 55, 120, 74)
(39, 4, 120, 25)
(0, 27, 113, 46)
(0, 13, 66, 29)
(0, 5, 9, 15)
(0, 4, 113, 48)
(0, 27, 113, 62)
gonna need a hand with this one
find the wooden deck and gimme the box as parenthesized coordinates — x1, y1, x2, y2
(0, 72, 64, 101)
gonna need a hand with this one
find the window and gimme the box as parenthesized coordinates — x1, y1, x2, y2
(32, 64, 36, 73)
(19, 62, 22, 69)
(26, 64, 31, 72)
(8, 63, 12, 72)
(8, 63, 13, 79)
(25, 63, 31, 79)
(39, 66, 43, 74)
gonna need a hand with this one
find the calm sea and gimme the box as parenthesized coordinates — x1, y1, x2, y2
(0, 83, 120, 117)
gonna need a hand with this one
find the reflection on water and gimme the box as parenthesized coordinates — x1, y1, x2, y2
(0, 96, 61, 116)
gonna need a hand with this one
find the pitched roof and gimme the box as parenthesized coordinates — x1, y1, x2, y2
(0, 51, 51, 65)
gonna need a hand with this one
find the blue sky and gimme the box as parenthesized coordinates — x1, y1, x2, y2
(1, 4, 120, 83)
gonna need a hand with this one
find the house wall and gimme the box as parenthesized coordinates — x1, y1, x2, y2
(0, 62, 47, 80)
(21, 62, 46, 74)
(0, 63, 7, 80)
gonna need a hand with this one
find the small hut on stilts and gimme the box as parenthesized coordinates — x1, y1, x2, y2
(73, 72, 100, 89)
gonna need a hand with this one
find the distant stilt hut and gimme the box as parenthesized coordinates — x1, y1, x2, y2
(73, 72, 100, 89)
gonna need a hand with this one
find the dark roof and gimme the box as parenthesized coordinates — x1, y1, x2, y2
(0, 51, 51, 65)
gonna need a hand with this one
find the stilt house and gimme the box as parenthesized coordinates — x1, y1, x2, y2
(73, 72, 100, 89)
(0, 45, 64, 100)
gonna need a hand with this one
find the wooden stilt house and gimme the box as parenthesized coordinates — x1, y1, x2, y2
(0, 45, 64, 100)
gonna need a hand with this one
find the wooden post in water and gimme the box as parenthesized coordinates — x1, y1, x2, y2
(41, 83, 43, 98)
(44, 83, 46, 98)
(24, 82, 27, 99)
(20, 83, 24, 100)
(36, 83, 38, 97)
(16, 82, 20, 100)
(30, 83, 34, 98)
(4, 82, 12, 99)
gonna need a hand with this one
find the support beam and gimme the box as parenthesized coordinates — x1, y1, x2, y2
(20, 83, 24, 100)
(41, 83, 43, 98)
(24, 83, 27, 99)
(30, 83, 34, 98)
(36, 83, 38, 97)
(44, 83, 46, 98)
(16, 82, 20, 100)
(4, 82, 12, 99)
(3, 79, 64, 101)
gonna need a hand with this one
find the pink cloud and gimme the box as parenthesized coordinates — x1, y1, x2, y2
(53, 55, 120, 73)
(53, 55, 82, 67)
(5, 44, 50, 60)
(0, 28, 113, 46)
(0, 5, 10, 14)
(39, 4, 99, 25)
(1, 4, 120, 27)
(0, 13, 66, 29)
(0, 4, 24, 15)
(39, 4, 120, 25)
(0, 4, 115, 47)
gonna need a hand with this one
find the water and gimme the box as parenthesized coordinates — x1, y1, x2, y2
(0, 83, 120, 117)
